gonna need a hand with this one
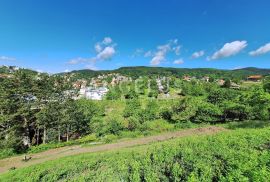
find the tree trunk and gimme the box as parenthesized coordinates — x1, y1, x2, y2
(66, 126, 69, 142)
(23, 117, 31, 147)
(43, 126, 47, 144)
(28, 126, 31, 147)
(58, 126, 61, 142)
(37, 128, 40, 145)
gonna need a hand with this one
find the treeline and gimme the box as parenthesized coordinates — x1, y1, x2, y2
(0, 71, 86, 153)
(62, 66, 270, 80)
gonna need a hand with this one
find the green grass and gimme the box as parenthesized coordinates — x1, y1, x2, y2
(0, 149, 17, 160)
(221, 120, 270, 130)
(1, 127, 270, 181)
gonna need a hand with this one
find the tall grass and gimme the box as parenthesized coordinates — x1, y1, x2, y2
(1, 127, 270, 181)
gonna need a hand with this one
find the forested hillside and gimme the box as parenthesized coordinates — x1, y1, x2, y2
(62, 66, 270, 80)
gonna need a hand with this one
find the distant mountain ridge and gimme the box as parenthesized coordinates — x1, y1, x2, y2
(2, 65, 270, 80)
(63, 66, 270, 80)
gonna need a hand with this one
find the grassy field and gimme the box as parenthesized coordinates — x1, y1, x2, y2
(1, 125, 270, 181)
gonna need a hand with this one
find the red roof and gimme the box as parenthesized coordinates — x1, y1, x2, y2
(247, 75, 262, 79)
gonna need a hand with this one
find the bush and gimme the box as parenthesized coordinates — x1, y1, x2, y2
(123, 99, 141, 118)
(127, 116, 141, 131)
(221, 101, 251, 121)
(106, 119, 125, 135)
(207, 88, 238, 105)
(160, 108, 173, 121)
(148, 90, 158, 98)
(174, 121, 195, 129)
(118, 131, 143, 138)
(77, 134, 97, 144)
(102, 134, 118, 143)
(192, 101, 222, 123)
(171, 97, 198, 122)
(0, 148, 16, 159)
(141, 119, 174, 133)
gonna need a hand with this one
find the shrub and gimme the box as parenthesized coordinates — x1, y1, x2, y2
(192, 101, 222, 123)
(102, 134, 118, 143)
(77, 134, 97, 144)
(0, 148, 16, 159)
(141, 119, 174, 133)
(127, 116, 141, 131)
(123, 99, 141, 118)
(221, 101, 251, 121)
(106, 119, 125, 135)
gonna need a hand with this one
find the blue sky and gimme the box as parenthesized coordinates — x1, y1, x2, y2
(0, 0, 270, 73)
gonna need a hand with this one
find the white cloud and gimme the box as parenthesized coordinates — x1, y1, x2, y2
(144, 51, 152, 57)
(97, 46, 115, 60)
(93, 37, 116, 61)
(249, 43, 270, 56)
(173, 59, 184, 64)
(95, 43, 103, 53)
(208, 40, 247, 60)
(132, 48, 144, 58)
(173, 46, 181, 55)
(191, 50, 205, 59)
(150, 54, 165, 65)
(150, 43, 171, 66)
(67, 37, 116, 69)
(149, 39, 181, 66)
(67, 57, 94, 65)
(0, 56, 16, 61)
(64, 69, 70, 73)
(102, 37, 112, 45)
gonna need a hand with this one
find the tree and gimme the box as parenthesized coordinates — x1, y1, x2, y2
(123, 99, 141, 118)
(124, 89, 139, 99)
(181, 81, 205, 96)
(138, 100, 159, 123)
(221, 101, 250, 121)
(106, 86, 122, 100)
(263, 76, 270, 93)
(192, 101, 222, 123)
(207, 88, 237, 105)
(222, 79, 231, 88)
(171, 97, 198, 122)
(244, 86, 270, 120)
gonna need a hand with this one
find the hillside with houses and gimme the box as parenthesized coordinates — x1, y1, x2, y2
(54, 66, 267, 101)
(1, 65, 270, 181)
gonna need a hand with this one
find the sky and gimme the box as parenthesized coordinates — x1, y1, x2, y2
(0, 0, 270, 73)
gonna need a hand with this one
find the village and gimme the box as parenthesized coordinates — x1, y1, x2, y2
(69, 71, 263, 100)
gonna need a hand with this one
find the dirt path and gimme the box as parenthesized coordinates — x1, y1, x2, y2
(0, 126, 226, 174)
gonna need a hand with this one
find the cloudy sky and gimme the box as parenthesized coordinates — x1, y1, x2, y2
(0, 0, 270, 73)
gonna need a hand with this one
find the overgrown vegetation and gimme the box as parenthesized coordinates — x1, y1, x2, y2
(1, 127, 270, 181)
